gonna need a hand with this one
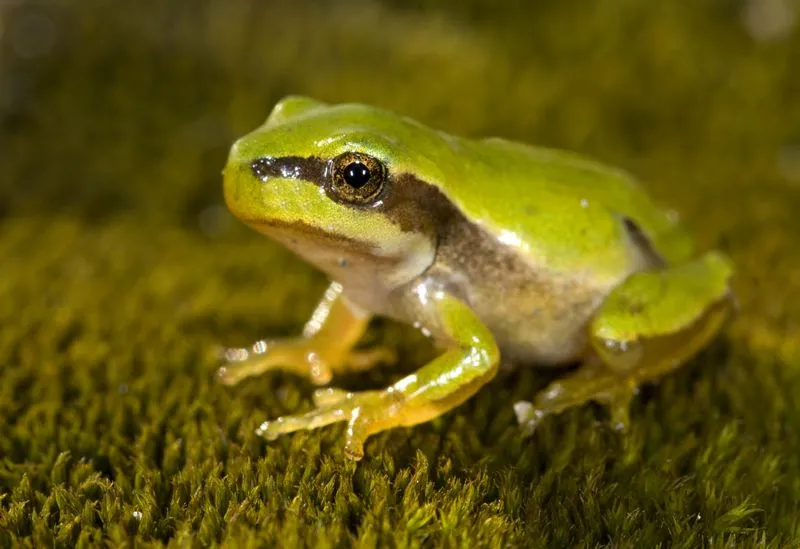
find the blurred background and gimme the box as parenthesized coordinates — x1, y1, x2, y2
(1, 0, 800, 546)
(2, 0, 798, 226)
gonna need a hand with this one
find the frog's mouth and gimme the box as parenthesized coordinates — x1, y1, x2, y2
(239, 216, 373, 257)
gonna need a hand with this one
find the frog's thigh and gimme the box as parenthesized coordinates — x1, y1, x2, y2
(218, 282, 391, 386)
(257, 293, 500, 460)
(516, 251, 734, 434)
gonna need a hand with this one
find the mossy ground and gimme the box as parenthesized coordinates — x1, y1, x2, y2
(2, 0, 800, 547)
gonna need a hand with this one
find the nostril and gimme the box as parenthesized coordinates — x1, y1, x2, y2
(251, 158, 275, 180)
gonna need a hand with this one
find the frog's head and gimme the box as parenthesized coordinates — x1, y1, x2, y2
(223, 96, 459, 290)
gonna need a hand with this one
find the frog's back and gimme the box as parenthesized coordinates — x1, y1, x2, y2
(438, 135, 694, 279)
(256, 101, 690, 274)
(424, 134, 695, 364)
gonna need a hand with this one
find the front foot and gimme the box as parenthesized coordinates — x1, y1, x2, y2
(216, 282, 394, 387)
(256, 388, 406, 460)
(217, 340, 396, 387)
(249, 290, 500, 460)
(514, 362, 636, 436)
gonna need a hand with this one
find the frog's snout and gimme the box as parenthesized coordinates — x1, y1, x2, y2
(222, 159, 258, 221)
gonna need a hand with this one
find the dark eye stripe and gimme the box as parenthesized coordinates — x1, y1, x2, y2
(247, 155, 460, 234)
(250, 156, 327, 184)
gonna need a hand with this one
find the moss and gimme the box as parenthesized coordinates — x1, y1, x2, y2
(1, 0, 799, 546)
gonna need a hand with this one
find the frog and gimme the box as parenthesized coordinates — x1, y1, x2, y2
(218, 95, 735, 460)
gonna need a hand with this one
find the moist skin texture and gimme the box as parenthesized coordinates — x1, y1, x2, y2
(219, 97, 734, 461)
(369, 173, 661, 365)
(242, 158, 660, 365)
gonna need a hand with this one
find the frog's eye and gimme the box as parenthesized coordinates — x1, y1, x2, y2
(328, 152, 386, 205)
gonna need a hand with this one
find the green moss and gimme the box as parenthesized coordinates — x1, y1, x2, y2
(2, 0, 800, 546)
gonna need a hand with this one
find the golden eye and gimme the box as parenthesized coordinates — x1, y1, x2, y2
(328, 152, 386, 205)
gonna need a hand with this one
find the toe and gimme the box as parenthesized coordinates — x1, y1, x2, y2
(513, 401, 547, 436)
(605, 389, 634, 432)
(312, 388, 350, 407)
(256, 404, 348, 440)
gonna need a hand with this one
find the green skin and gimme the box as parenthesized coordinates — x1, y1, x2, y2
(219, 96, 735, 460)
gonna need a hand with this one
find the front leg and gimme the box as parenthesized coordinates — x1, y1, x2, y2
(218, 282, 394, 386)
(256, 289, 501, 460)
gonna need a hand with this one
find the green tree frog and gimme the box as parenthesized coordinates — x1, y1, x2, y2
(219, 96, 734, 460)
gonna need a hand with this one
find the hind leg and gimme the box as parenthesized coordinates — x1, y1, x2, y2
(515, 251, 735, 434)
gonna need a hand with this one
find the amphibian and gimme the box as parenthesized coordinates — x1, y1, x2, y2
(219, 96, 734, 460)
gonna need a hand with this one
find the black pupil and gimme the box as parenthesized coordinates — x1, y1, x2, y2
(343, 162, 371, 188)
